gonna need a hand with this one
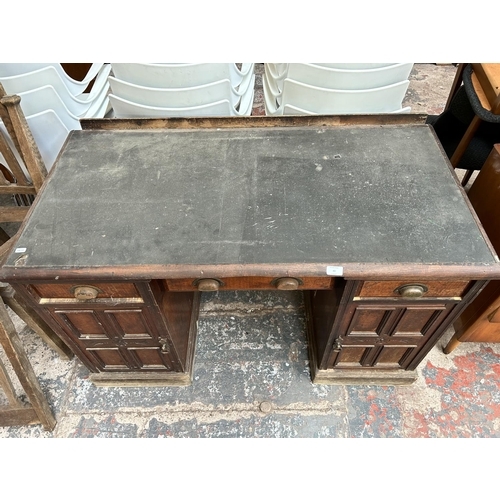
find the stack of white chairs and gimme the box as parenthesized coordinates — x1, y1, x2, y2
(0, 63, 111, 169)
(108, 63, 255, 118)
(264, 63, 414, 116)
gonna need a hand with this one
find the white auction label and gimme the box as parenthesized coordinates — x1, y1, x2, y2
(326, 266, 343, 276)
(15, 247, 27, 253)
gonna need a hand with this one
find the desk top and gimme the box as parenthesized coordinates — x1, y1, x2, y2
(2, 119, 499, 280)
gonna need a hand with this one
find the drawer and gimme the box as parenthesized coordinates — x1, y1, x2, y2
(358, 281, 469, 299)
(29, 282, 142, 301)
(165, 276, 334, 292)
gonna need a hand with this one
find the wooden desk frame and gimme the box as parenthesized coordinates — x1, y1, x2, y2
(1, 115, 499, 386)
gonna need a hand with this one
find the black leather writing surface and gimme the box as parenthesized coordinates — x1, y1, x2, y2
(5, 125, 496, 269)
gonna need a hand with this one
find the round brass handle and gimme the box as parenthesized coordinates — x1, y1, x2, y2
(396, 284, 428, 298)
(275, 278, 300, 290)
(196, 278, 221, 292)
(72, 285, 100, 300)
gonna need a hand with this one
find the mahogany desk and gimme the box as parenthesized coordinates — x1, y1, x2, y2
(1, 116, 499, 386)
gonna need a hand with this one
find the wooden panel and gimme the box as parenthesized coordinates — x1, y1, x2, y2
(467, 145, 500, 251)
(334, 346, 371, 365)
(105, 309, 154, 339)
(54, 309, 109, 339)
(373, 345, 415, 366)
(452, 280, 500, 343)
(346, 306, 397, 337)
(81, 114, 427, 131)
(306, 282, 346, 368)
(49, 306, 179, 372)
(86, 348, 128, 370)
(165, 276, 333, 291)
(332, 343, 419, 369)
(0, 206, 30, 222)
(31, 282, 141, 300)
(358, 280, 468, 298)
(0, 406, 40, 427)
(158, 289, 199, 372)
(446, 147, 500, 349)
(128, 347, 173, 370)
(391, 306, 447, 337)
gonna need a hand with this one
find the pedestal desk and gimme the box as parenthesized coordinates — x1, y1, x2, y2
(1, 115, 499, 386)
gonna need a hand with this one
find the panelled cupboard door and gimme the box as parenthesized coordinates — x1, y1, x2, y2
(47, 305, 179, 372)
(328, 302, 455, 369)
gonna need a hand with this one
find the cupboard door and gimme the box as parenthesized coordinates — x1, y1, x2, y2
(328, 302, 453, 370)
(48, 306, 179, 372)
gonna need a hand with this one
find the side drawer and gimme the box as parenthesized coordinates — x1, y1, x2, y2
(358, 280, 470, 299)
(27, 282, 142, 303)
(165, 276, 334, 292)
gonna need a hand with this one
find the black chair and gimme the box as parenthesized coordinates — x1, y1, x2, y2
(427, 64, 500, 186)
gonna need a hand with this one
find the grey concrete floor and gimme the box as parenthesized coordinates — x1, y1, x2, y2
(2, 64, 497, 441)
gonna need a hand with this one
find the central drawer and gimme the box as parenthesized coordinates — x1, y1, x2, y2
(165, 276, 334, 292)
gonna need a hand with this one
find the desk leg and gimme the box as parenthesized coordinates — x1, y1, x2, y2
(450, 115, 482, 169)
(443, 334, 461, 354)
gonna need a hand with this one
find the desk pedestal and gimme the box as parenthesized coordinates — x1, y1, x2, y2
(11, 277, 486, 386)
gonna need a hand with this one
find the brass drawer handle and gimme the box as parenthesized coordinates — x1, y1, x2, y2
(274, 277, 301, 290)
(72, 285, 101, 300)
(195, 278, 222, 292)
(395, 284, 428, 298)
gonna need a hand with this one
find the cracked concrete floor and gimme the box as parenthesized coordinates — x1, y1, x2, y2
(2, 64, 498, 439)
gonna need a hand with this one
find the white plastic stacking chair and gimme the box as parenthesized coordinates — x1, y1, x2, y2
(25, 110, 70, 169)
(263, 64, 288, 98)
(264, 78, 410, 115)
(110, 63, 255, 91)
(17, 86, 82, 130)
(271, 63, 414, 91)
(0, 63, 106, 96)
(18, 85, 110, 131)
(0, 109, 69, 170)
(109, 93, 253, 118)
(313, 63, 397, 69)
(0, 65, 111, 115)
(281, 103, 412, 115)
(264, 63, 288, 82)
(264, 64, 401, 91)
(108, 75, 255, 109)
(86, 94, 112, 119)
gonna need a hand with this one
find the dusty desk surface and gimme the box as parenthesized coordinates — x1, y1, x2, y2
(2, 123, 499, 278)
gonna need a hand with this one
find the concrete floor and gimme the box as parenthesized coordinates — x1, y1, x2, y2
(3, 63, 499, 439)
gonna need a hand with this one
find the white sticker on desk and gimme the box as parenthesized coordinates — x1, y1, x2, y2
(326, 266, 343, 276)
(15, 247, 27, 253)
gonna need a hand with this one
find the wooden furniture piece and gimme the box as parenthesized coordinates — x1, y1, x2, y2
(0, 294, 56, 431)
(444, 144, 500, 353)
(447, 64, 500, 186)
(0, 282, 72, 430)
(0, 283, 73, 360)
(1, 115, 499, 386)
(444, 63, 466, 112)
(0, 83, 48, 258)
(472, 64, 500, 114)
